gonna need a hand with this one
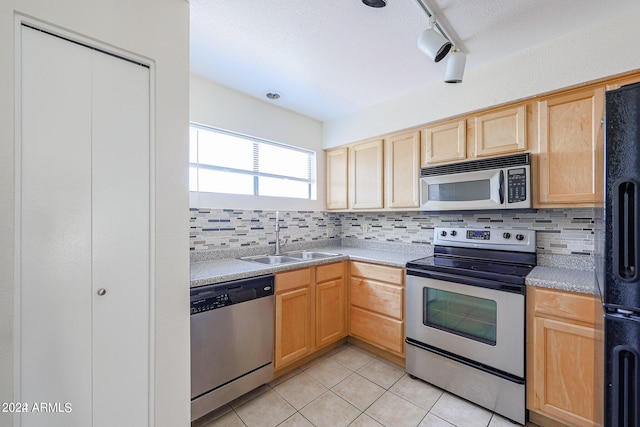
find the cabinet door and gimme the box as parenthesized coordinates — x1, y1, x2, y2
(316, 278, 345, 348)
(527, 287, 598, 427)
(349, 139, 384, 209)
(275, 286, 313, 369)
(536, 87, 604, 206)
(326, 147, 348, 210)
(421, 119, 466, 166)
(474, 105, 526, 157)
(530, 317, 596, 427)
(385, 131, 420, 208)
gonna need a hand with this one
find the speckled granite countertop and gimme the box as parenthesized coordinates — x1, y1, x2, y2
(190, 245, 431, 287)
(191, 240, 597, 295)
(526, 266, 596, 295)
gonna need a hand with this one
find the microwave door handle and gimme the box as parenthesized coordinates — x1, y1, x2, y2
(499, 170, 505, 205)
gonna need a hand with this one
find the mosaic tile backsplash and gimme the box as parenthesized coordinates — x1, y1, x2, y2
(190, 208, 595, 256)
(190, 209, 342, 251)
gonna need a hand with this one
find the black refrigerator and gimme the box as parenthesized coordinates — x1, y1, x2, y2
(598, 81, 640, 426)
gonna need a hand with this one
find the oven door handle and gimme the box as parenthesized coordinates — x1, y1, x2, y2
(406, 268, 525, 295)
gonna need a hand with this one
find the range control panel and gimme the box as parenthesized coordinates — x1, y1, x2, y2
(434, 227, 536, 253)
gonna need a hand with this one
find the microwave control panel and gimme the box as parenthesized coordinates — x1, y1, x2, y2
(507, 168, 527, 203)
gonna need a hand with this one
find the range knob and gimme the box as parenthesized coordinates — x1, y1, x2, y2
(516, 234, 525, 241)
(440, 230, 447, 237)
(450, 230, 457, 236)
(503, 232, 511, 239)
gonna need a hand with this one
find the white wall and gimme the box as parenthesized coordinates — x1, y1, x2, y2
(190, 74, 326, 211)
(0, 1, 190, 427)
(323, 6, 640, 148)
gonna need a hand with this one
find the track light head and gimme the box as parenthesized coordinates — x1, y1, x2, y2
(417, 17, 452, 62)
(445, 49, 466, 83)
(362, 0, 386, 7)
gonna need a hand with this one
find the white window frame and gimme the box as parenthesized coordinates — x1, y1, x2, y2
(189, 123, 316, 200)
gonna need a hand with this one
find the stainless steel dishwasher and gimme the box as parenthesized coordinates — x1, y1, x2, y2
(190, 275, 274, 421)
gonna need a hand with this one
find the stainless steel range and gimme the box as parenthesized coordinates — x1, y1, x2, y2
(405, 227, 536, 425)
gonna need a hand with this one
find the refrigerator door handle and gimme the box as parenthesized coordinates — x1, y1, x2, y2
(613, 180, 640, 282)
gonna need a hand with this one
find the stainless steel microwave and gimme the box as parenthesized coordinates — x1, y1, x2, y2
(419, 153, 531, 212)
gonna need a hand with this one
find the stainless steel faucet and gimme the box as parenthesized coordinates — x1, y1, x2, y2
(275, 211, 284, 255)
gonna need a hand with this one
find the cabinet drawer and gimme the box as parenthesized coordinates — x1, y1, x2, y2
(350, 261, 403, 284)
(276, 268, 311, 294)
(316, 262, 344, 283)
(350, 307, 404, 355)
(350, 277, 402, 320)
(530, 287, 595, 325)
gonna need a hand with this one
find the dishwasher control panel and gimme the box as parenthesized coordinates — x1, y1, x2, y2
(190, 275, 274, 315)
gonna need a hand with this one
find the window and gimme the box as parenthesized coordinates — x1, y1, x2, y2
(189, 125, 316, 199)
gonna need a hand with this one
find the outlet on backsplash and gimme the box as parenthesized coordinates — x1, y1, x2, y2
(361, 223, 370, 234)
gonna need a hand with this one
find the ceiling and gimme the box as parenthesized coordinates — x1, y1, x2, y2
(190, 0, 639, 122)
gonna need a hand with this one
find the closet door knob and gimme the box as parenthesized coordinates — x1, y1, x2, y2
(97, 288, 107, 296)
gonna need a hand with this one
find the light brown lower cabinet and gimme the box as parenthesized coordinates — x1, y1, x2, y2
(275, 268, 313, 369)
(274, 262, 347, 370)
(527, 286, 600, 427)
(349, 261, 405, 357)
(315, 262, 346, 348)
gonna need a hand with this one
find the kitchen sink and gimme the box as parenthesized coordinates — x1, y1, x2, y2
(240, 255, 300, 265)
(285, 251, 340, 260)
(240, 251, 340, 265)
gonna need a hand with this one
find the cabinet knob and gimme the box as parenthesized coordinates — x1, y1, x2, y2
(97, 288, 107, 296)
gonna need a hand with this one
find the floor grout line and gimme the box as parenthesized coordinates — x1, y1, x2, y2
(195, 343, 534, 427)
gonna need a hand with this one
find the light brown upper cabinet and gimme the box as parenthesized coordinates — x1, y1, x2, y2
(326, 147, 348, 210)
(348, 139, 384, 210)
(536, 86, 604, 207)
(421, 119, 466, 166)
(605, 73, 640, 91)
(385, 130, 420, 209)
(421, 106, 526, 167)
(473, 105, 527, 158)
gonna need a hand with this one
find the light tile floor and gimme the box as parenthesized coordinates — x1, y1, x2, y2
(192, 344, 539, 427)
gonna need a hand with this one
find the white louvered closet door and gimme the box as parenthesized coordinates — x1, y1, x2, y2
(19, 25, 150, 427)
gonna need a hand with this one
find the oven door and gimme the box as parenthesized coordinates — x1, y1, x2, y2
(406, 272, 524, 378)
(419, 168, 504, 211)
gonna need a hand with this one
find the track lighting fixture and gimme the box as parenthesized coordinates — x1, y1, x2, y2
(362, 0, 387, 7)
(417, 16, 452, 63)
(445, 48, 466, 83)
(414, 0, 467, 83)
